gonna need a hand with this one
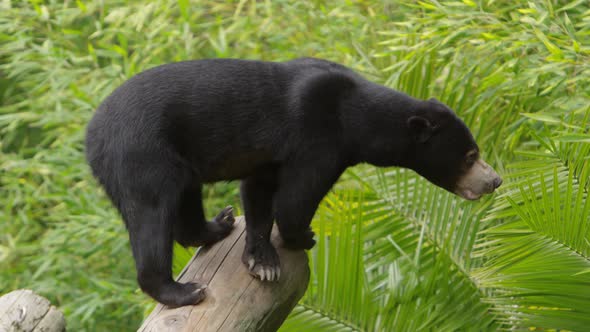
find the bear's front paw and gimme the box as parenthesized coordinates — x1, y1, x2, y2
(281, 229, 316, 250)
(242, 241, 281, 282)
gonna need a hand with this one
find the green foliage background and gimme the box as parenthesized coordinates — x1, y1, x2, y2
(1, 0, 589, 331)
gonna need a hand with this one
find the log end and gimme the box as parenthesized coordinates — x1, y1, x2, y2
(0, 289, 65, 332)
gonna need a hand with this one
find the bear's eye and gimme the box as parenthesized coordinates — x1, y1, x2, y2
(465, 150, 479, 165)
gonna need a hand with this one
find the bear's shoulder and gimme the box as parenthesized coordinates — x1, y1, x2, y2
(285, 58, 362, 109)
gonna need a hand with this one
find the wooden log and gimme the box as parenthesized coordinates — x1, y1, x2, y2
(0, 289, 65, 332)
(138, 217, 310, 332)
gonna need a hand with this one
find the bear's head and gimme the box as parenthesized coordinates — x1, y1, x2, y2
(406, 98, 502, 200)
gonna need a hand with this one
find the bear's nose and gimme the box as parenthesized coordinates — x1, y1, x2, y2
(493, 177, 503, 189)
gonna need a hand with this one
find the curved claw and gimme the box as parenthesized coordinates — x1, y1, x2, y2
(248, 258, 255, 270)
(258, 269, 266, 281)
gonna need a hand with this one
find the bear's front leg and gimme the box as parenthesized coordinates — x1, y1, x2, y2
(240, 170, 281, 281)
(274, 157, 345, 251)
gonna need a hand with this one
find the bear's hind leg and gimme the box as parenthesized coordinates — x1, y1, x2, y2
(117, 150, 215, 307)
(125, 197, 207, 307)
(173, 184, 235, 248)
(240, 170, 280, 281)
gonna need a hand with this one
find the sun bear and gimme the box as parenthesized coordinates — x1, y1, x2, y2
(85, 58, 502, 307)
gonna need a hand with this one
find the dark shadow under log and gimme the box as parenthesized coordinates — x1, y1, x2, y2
(138, 217, 310, 332)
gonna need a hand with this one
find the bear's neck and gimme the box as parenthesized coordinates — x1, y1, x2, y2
(343, 83, 421, 168)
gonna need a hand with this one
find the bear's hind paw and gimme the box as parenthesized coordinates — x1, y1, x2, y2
(214, 205, 235, 226)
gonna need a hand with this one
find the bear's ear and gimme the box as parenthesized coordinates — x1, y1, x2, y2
(407, 116, 434, 143)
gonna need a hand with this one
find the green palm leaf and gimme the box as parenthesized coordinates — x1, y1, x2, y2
(475, 120, 590, 330)
(281, 169, 498, 331)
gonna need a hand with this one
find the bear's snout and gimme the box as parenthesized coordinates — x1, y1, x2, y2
(455, 159, 502, 200)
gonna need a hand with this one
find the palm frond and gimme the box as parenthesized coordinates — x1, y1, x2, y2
(476, 114, 590, 330)
(282, 170, 498, 331)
